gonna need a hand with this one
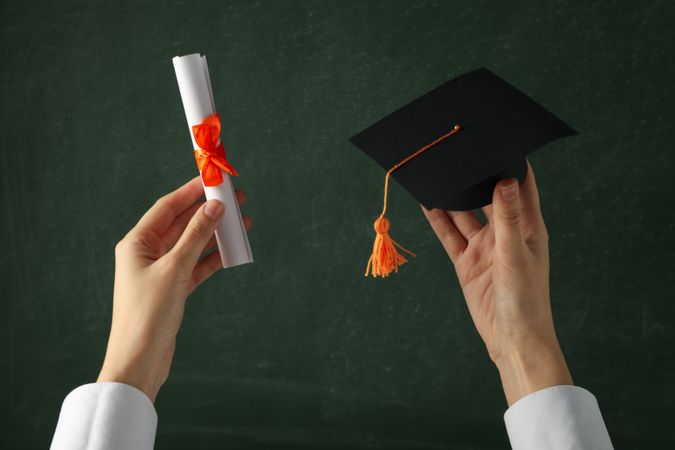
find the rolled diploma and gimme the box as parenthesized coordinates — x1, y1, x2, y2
(173, 53, 253, 268)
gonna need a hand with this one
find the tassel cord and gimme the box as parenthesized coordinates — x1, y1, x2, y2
(366, 124, 462, 278)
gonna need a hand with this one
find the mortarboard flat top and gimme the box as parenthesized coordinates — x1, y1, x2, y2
(349, 68, 577, 211)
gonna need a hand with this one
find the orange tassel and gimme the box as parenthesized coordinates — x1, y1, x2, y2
(365, 124, 461, 278)
(365, 216, 416, 277)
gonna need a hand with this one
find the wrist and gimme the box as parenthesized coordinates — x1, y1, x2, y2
(494, 337, 573, 406)
(97, 342, 164, 403)
(98, 364, 160, 403)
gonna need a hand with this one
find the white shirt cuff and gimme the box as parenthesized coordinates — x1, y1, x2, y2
(50, 382, 157, 450)
(504, 385, 613, 450)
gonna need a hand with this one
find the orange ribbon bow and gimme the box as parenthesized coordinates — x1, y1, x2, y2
(192, 113, 239, 186)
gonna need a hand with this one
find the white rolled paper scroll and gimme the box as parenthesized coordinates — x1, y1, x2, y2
(173, 53, 253, 268)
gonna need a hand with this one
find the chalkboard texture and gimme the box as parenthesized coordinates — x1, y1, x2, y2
(1, 0, 674, 448)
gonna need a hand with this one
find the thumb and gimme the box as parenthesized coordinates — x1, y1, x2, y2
(169, 200, 224, 267)
(492, 179, 525, 259)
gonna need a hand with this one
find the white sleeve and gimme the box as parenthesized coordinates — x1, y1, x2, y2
(50, 382, 157, 450)
(504, 385, 613, 450)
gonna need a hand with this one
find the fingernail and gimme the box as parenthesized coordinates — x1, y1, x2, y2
(500, 180, 518, 202)
(204, 200, 224, 220)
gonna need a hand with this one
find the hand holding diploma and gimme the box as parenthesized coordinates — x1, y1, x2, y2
(97, 53, 255, 403)
(97, 177, 252, 402)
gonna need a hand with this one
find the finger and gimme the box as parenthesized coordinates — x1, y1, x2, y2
(136, 177, 204, 235)
(167, 209, 250, 255)
(422, 205, 466, 264)
(492, 178, 525, 258)
(447, 210, 482, 240)
(200, 235, 217, 257)
(161, 202, 203, 250)
(168, 200, 224, 268)
(481, 204, 493, 223)
(182, 214, 250, 253)
(235, 189, 247, 206)
(162, 188, 248, 250)
(192, 249, 223, 287)
(519, 161, 545, 226)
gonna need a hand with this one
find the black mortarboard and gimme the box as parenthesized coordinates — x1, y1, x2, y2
(349, 68, 576, 277)
(350, 67, 576, 211)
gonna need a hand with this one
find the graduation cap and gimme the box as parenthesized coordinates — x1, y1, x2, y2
(349, 68, 576, 278)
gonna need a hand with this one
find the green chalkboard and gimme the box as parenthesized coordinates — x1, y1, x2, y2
(1, 0, 674, 448)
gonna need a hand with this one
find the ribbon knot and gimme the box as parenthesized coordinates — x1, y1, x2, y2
(192, 113, 239, 186)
